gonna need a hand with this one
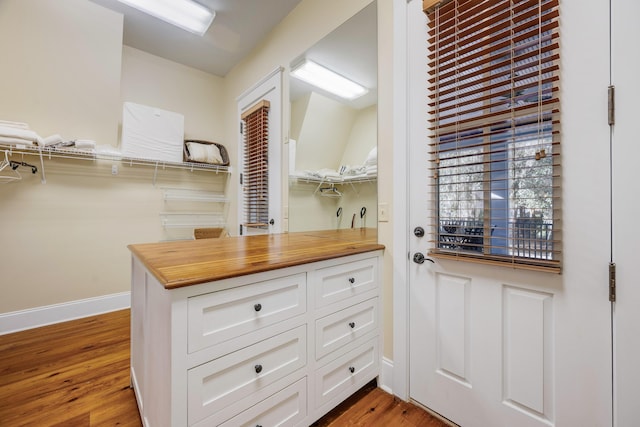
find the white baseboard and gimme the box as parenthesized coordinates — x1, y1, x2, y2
(0, 292, 131, 335)
(380, 357, 394, 395)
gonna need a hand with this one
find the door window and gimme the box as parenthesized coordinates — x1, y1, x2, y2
(427, 0, 560, 271)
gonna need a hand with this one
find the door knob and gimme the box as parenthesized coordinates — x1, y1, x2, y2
(413, 252, 434, 264)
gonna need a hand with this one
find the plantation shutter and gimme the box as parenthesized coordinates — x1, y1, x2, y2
(425, 0, 561, 272)
(241, 100, 270, 231)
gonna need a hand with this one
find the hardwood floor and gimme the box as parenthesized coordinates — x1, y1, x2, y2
(0, 310, 139, 426)
(0, 309, 451, 427)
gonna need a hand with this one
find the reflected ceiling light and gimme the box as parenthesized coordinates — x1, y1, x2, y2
(117, 0, 215, 36)
(290, 59, 368, 100)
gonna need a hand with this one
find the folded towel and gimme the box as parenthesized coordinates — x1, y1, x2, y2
(0, 136, 35, 146)
(0, 125, 42, 144)
(75, 139, 96, 149)
(343, 165, 367, 176)
(0, 120, 29, 130)
(42, 134, 64, 146)
(364, 146, 377, 166)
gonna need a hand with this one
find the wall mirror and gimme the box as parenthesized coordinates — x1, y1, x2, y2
(287, 1, 377, 233)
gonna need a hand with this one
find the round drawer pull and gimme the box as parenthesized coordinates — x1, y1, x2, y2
(255, 364, 263, 374)
(349, 322, 355, 329)
(349, 366, 355, 374)
(254, 303, 262, 312)
(348, 277, 355, 284)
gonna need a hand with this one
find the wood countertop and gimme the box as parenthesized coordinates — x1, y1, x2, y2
(128, 228, 383, 289)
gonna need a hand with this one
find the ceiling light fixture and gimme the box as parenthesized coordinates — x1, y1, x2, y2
(290, 59, 369, 100)
(117, 0, 215, 36)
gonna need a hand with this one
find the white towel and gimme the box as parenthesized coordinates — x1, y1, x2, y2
(0, 120, 29, 130)
(0, 125, 42, 144)
(75, 139, 96, 149)
(42, 134, 64, 146)
(0, 136, 35, 146)
(364, 146, 377, 166)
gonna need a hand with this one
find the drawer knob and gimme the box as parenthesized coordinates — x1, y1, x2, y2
(254, 303, 262, 312)
(348, 277, 355, 284)
(255, 364, 263, 374)
(349, 322, 355, 329)
(349, 366, 355, 374)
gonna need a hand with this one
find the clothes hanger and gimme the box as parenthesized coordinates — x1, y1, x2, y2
(0, 151, 22, 183)
(9, 160, 37, 174)
(0, 150, 9, 172)
(319, 185, 342, 198)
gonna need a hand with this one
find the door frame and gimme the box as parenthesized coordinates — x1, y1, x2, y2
(391, 0, 412, 401)
(236, 67, 284, 235)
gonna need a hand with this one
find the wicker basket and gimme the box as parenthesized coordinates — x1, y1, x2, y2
(183, 140, 230, 166)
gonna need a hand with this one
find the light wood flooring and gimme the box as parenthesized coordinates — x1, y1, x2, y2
(0, 309, 451, 426)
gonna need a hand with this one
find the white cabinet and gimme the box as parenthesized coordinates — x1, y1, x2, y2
(130, 250, 382, 426)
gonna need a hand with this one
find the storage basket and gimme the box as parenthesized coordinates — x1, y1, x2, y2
(183, 140, 230, 166)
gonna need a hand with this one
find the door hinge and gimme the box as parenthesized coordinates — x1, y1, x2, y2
(239, 173, 243, 185)
(240, 121, 244, 134)
(608, 85, 615, 126)
(609, 262, 616, 302)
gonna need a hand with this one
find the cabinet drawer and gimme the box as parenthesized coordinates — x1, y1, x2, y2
(214, 378, 307, 427)
(316, 298, 378, 360)
(188, 325, 307, 425)
(315, 258, 377, 308)
(188, 273, 306, 353)
(315, 338, 379, 408)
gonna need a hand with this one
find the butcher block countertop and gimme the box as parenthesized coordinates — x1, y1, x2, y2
(128, 228, 383, 289)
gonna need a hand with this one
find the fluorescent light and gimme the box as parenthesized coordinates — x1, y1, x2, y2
(118, 0, 215, 36)
(290, 59, 368, 100)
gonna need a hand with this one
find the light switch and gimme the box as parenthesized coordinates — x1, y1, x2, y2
(378, 202, 389, 222)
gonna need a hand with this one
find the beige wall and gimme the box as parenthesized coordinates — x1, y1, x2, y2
(120, 46, 226, 142)
(0, 0, 228, 313)
(0, 0, 122, 146)
(295, 92, 357, 171)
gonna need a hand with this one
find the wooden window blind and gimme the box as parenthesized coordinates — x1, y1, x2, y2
(241, 100, 271, 231)
(424, 0, 561, 272)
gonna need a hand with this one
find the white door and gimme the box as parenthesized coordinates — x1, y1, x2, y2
(406, 0, 612, 426)
(612, 0, 640, 425)
(237, 68, 283, 235)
